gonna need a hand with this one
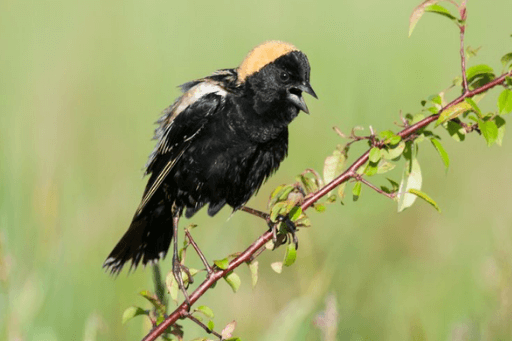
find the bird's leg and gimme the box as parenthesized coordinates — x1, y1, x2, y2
(276, 215, 299, 249)
(240, 206, 275, 241)
(241, 206, 299, 249)
(240, 206, 270, 221)
(184, 229, 213, 278)
(172, 214, 192, 310)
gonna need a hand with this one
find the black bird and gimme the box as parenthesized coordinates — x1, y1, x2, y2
(104, 41, 316, 280)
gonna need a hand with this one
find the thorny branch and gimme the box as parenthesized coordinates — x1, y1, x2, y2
(143, 73, 512, 341)
(142, 9, 512, 341)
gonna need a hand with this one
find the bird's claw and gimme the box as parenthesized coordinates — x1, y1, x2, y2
(172, 261, 192, 310)
(268, 214, 299, 249)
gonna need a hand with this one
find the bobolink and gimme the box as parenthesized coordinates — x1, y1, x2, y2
(104, 41, 316, 279)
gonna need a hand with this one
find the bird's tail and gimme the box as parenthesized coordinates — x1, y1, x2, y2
(103, 202, 175, 275)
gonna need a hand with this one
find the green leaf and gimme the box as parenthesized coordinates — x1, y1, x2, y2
(269, 185, 285, 203)
(402, 141, 413, 161)
(364, 162, 379, 177)
(410, 113, 426, 125)
(436, 102, 472, 126)
(495, 115, 506, 146)
(430, 139, 450, 170)
(409, 0, 444, 37)
(248, 261, 259, 288)
(452, 75, 462, 87)
(379, 131, 402, 145)
(424, 4, 457, 21)
(271, 262, 283, 274)
(390, 135, 402, 145)
(501, 52, 512, 70)
(165, 272, 179, 305)
(427, 94, 443, 106)
(466, 46, 482, 59)
(268, 185, 294, 208)
(478, 119, 499, 147)
(408, 189, 441, 212)
(465, 97, 483, 118)
(337, 182, 346, 200)
(387, 178, 400, 192)
(207, 320, 215, 332)
(376, 160, 396, 174)
(415, 133, 426, 144)
(278, 186, 294, 201)
(382, 141, 406, 160)
(323, 149, 346, 184)
(369, 147, 381, 163)
(446, 121, 466, 142)
(139, 291, 166, 315)
(466, 64, 495, 90)
(122, 306, 148, 324)
(498, 89, 512, 114)
(314, 203, 326, 212)
(214, 258, 229, 270)
(296, 215, 312, 228)
(297, 173, 320, 194)
(224, 272, 241, 293)
(288, 206, 302, 221)
(397, 157, 422, 213)
(270, 202, 288, 222)
(283, 244, 297, 267)
(379, 130, 394, 139)
(196, 305, 214, 319)
(466, 64, 495, 82)
(352, 181, 362, 201)
(176, 267, 198, 287)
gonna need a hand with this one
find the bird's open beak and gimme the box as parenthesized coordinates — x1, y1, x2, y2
(300, 82, 317, 99)
(287, 81, 317, 114)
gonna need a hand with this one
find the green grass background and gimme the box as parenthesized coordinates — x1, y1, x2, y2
(1, 0, 512, 340)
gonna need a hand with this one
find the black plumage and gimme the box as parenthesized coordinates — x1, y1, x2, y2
(104, 41, 316, 274)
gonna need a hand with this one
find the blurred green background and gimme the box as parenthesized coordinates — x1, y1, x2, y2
(1, 0, 512, 340)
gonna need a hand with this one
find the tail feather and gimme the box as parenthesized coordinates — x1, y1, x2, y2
(103, 203, 174, 275)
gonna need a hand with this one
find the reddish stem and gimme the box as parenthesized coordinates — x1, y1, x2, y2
(142, 68, 512, 341)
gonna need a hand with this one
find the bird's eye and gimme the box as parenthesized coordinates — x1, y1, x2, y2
(279, 71, 290, 82)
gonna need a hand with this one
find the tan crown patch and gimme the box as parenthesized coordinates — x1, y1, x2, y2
(237, 41, 298, 84)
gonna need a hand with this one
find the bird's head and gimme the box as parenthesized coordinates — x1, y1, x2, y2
(237, 41, 317, 120)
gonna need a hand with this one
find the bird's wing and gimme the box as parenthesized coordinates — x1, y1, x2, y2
(135, 80, 228, 216)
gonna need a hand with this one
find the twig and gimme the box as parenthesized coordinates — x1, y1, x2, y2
(185, 313, 222, 339)
(459, 2, 468, 92)
(185, 229, 213, 276)
(356, 176, 396, 200)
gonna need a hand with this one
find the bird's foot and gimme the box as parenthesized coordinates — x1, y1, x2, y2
(268, 214, 299, 249)
(172, 261, 193, 310)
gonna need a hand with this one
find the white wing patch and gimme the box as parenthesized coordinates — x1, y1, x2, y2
(171, 82, 227, 122)
(146, 80, 228, 174)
